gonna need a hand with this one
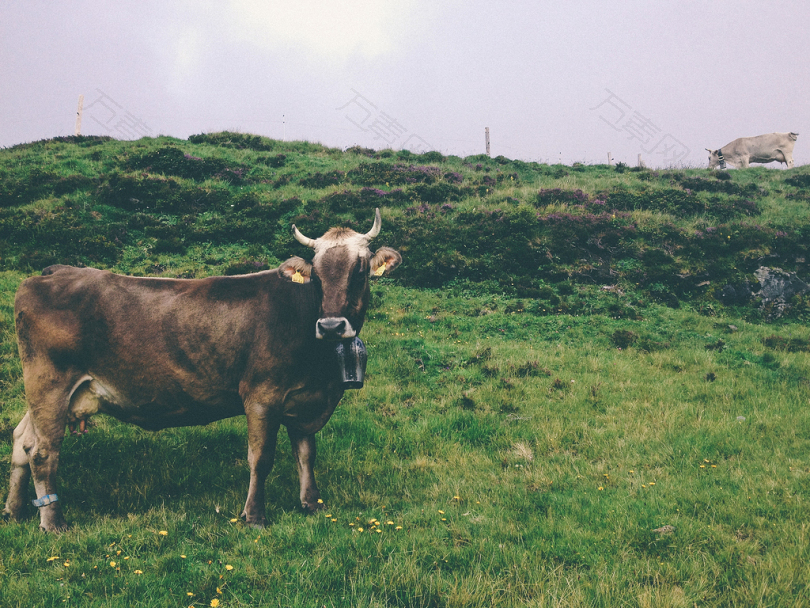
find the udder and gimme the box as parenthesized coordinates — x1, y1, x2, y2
(67, 379, 108, 434)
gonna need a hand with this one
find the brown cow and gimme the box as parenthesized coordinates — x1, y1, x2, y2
(3, 209, 401, 532)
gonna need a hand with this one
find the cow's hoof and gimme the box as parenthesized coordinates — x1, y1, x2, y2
(240, 510, 266, 529)
(301, 500, 325, 515)
(40, 521, 70, 533)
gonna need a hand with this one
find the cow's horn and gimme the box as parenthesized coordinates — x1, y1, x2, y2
(365, 208, 382, 240)
(705, 148, 712, 152)
(292, 225, 317, 248)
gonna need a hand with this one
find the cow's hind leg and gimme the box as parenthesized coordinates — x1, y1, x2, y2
(24, 379, 76, 532)
(287, 427, 324, 514)
(3, 411, 34, 521)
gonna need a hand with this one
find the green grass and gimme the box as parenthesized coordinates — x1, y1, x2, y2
(1, 135, 810, 606)
(2, 276, 810, 606)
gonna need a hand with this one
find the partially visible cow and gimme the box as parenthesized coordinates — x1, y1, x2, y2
(707, 132, 799, 169)
(3, 209, 401, 532)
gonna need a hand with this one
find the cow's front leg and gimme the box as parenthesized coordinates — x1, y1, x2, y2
(287, 427, 324, 514)
(241, 411, 281, 528)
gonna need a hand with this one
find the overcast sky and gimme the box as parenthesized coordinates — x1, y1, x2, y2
(2, 1, 808, 167)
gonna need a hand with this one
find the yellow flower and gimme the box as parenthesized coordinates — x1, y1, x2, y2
(325, 514, 332, 518)
(453, 496, 460, 501)
(395, 526, 403, 530)
(210, 600, 221, 608)
(386, 521, 394, 525)
(181, 555, 187, 559)
(649, 482, 656, 486)
(317, 499, 324, 504)
(187, 592, 194, 597)
(438, 510, 445, 514)
(110, 561, 117, 567)
(331, 519, 337, 523)
(357, 527, 364, 533)
(225, 565, 234, 571)
(230, 518, 238, 523)
(63, 561, 70, 567)
(134, 570, 143, 575)
(47, 556, 60, 562)
(598, 487, 604, 491)
(159, 530, 168, 536)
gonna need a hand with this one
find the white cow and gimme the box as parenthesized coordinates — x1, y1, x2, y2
(706, 132, 798, 169)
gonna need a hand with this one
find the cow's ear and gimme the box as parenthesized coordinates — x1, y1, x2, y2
(279, 257, 313, 284)
(370, 247, 402, 277)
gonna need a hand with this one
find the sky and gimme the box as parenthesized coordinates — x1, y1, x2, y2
(2, 1, 809, 168)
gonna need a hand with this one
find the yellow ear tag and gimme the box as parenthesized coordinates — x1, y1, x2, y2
(291, 270, 305, 284)
(374, 262, 387, 277)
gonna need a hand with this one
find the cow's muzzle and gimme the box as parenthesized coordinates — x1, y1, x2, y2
(316, 317, 356, 340)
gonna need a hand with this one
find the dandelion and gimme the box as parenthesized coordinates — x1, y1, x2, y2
(317, 499, 324, 504)
(331, 519, 337, 523)
(181, 555, 187, 559)
(225, 565, 234, 571)
(598, 487, 604, 491)
(357, 527, 364, 533)
(230, 518, 238, 523)
(159, 530, 168, 536)
(453, 495, 461, 501)
(210, 600, 221, 608)
(187, 592, 194, 597)
(700, 465, 706, 469)
(64, 561, 70, 567)
(134, 569, 143, 574)
(438, 510, 445, 514)
(395, 526, 403, 530)
(110, 561, 116, 568)
(649, 482, 656, 486)
(325, 514, 332, 518)
(386, 521, 394, 525)
(47, 556, 60, 562)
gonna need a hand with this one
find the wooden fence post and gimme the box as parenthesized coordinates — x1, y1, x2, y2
(485, 127, 490, 156)
(75, 95, 84, 136)
(607, 152, 612, 165)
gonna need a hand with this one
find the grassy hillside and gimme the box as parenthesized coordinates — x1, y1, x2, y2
(1, 135, 810, 607)
(2, 133, 810, 318)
